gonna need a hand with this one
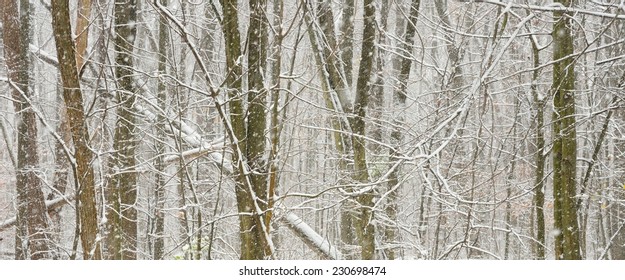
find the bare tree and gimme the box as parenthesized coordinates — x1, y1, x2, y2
(551, 0, 581, 260)
(50, 0, 102, 260)
(1, 0, 52, 260)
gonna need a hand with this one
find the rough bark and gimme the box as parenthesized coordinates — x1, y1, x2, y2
(246, 0, 270, 258)
(221, 0, 269, 260)
(530, 36, 546, 260)
(106, 0, 139, 260)
(152, 0, 169, 260)
(50, 0, 102, 260)
(74, 0, 92, 72)
(551, 0, 581, 260)
(1, 0, 52, 260)
(352, 0, 376, 260)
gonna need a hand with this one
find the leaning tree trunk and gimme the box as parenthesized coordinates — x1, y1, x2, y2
(74, 0, 92, 72)
(51, 0, 102, 260)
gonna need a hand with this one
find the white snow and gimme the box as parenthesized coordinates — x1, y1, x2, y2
(283, 213, 342, 260)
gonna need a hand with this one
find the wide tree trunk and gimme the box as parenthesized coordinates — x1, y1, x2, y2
(1, 0, 52, 260)
(352, 0, 376, 260)
(551, 0, 581, 260)
(221, 0, 272, 259)
(105, 0, 139, 260)
(50, 0, 102, 260)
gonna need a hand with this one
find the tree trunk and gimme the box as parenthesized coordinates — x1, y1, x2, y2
(74, 0, 92, 72)
(1, 0, 52, 260)
(551, 0, 581, 260)
(221, 0, 272, 259)
(50, 0, 102, 260)
(266, 0, 284, 242)
(246, 0, 271, 258)
(352, 0, 376, 260)
(529, 36, 546, 260)
(105, 0, 139, 260)
(151, 0, 169, 260)
(340, 0, 355, 88)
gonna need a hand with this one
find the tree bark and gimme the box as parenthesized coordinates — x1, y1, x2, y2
(74, 0, 92, 72)
(340, 0, 355, 88)
(530, 36, 546, 260)
(106, 0, 139, 260)
(152, 0, 169, 260)
(1, 0, 52, 260)
(221, 0, 271, 259)
(352, 0, 376, 260)
(551, 0, 581, 260)
(246, 0, 271, 258)
(50, 0, 102, 260)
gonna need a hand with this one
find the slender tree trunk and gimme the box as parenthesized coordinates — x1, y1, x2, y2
(433, 0, 463, 91)
(266, 0, 284, 238)
(51, 0, 102, 259)
(221, 0, 272, 259)
(303, 2, 355, 259)
(530, 36, 546, 260)
(152, 0, 169, 260)
(370, 0, 391, 259)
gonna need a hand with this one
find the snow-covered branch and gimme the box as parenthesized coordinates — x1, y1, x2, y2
(467, 0, 625, 19)
(281, 213, 342, 260)
(0, 194, 74, 232)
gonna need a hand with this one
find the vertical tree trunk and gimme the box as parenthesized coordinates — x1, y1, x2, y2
(340, 0, 355, 89)
(221, 0, 249, 260)
(246, 0, 270, 258)
(530, 36, 546, 260)
(551, 0, 581, 260)
(50, 0, 101, 260)
(221, 0, 272, 259)
(152, 0, 169, 260)
(1, 0, 52, 260)
(106, 0, 139, 260)
(352, 0, 376, 260)
(370, 0, 390, 259)
(266, 0, 284, 239)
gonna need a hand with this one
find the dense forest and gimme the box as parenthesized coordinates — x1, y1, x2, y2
(0, 0, 624, 260)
